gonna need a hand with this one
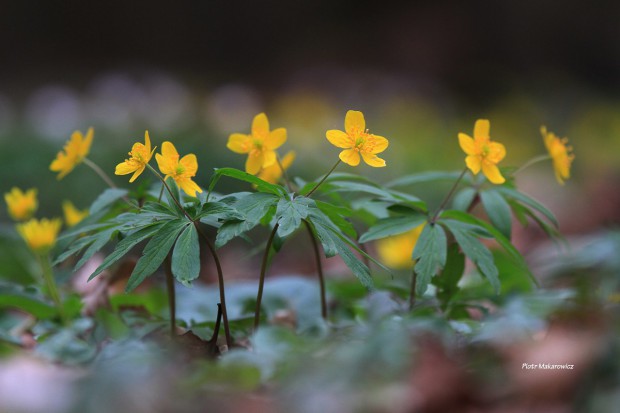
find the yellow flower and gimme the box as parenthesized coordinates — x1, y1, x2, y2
(227, 113, 287, 175)
(376, 224, 425, 269)
(62, 200, 88, 227)
(541, 126, 574, 185)
(115, 130, 156, 182)
(155, 141, 202, 197)
(458, 119, 506, 184)
(50, 128, 94, 179)
(326, 110, 388, 167)
(4, 187, 38, 221)
(17, 218, 62, 254)
(257, 151, 296, 184)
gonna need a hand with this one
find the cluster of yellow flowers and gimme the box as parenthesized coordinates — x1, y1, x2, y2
(4, 187, 87, 253)
(5, 110, 573, 267)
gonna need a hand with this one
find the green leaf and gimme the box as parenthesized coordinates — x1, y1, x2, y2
(73, 227, 118, 271)
(315, 200, 357, 238)
(438, 209, 537, 286)
(310, 219, 373, 290)
(276, 197, 313, 238)
(172, 224, 200, 286)
(209, 167, 286, 196)
(441, 219, 500, 293)
(480, 189, 512, 239)
(163, 178, 185, 216)
(141, 201, 181, 219)
(359, 214, 427, 243)
(0, 284, 57, 319)
(452, 187, 477, 212)
(89, 222, 165, 281)
(496, 187, 558, 228)
(412, 224, 447, 294)
(90, 188, 129, 214)
(387, 171, 467, 188)
(126, 220, 188, 292)
(215, 193, 279, 248)
(197, 202, 243, 221)
(432, 243, 466, 309)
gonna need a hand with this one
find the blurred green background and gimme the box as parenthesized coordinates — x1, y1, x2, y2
(1, 0, 619, 234)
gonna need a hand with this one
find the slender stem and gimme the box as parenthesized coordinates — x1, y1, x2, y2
(147, 164, 189, 218)
(158, 182, 165, 203)
(430, 167, 468, 223)
(197, 222, 232, 348)
(147, 163, 232, 348)
(83, 157, 139, 209)
(513, 154, 551, 176)
(164, 256, 176, 337)
(305, 159, 341, 198)
(409, 268, 417, 311)
(36, 253, 67, 325)
(304, 220, 327, 320)
(255, 223, 279, 330)
(83, 157, 118, 189)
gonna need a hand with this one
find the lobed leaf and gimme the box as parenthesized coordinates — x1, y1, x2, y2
(412, 224, 447, 294)
(441, 219, 500, 293)
(275, 197, 314, 238)
(89, 222, 165, 281)
(359, 213, 427, 243)
(126, 219, 188, 292)
(480, 189, 512, 239)
(209, 167, 287, 196)
(172, 224, 200, 286)
(90, 188, 129, 214)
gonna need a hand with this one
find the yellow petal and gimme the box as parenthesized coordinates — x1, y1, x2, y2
(262, 150, 276, 168)
(482, 161, 505, 184)
(155, 153, 173, 176)
(160, 141, 179, 161)
(487, 142, 506, 163)
(227, 133, 250, 154)
(82, 127, 94, 157)
(265, 128, 287, 150)
(246, 151, 264, 175)
(180, 154, 198, 176)
(339, 149, 361, 166)
(129, 166, 146, 183)
(115, 161, 138, 175)
(361, 152, 386, 167)
(474, 119, 490, 142)
(179, 178, 202, 197)
(465, 155, 481, 174)
(326, 130, 352, 148)
(458, 133, 476, 155)
(252, 113, 269, 138)
(345, 110, 365, 135)
(368, 135, 389, 154)
(144, 130, 151, 154)
(280, 151, 296, 169)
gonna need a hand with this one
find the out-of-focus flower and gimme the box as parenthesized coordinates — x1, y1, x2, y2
(50, 128, 93, 179)
(4, 187, 38, 221)
(258, 151, 296, 184)
(62, 201, 88, 227)
(17, 218, 62, 254)
(155, 141, 202, 197)
(227, 113, 287, 174)
(458, 119, 506, 184)
(541, 126, 574, 185)
(376, 224, 425, 269)
(115, 130, 156, 182)
(326, 110, 388, 167)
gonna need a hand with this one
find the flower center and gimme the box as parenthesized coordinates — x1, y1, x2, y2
(175, 164, 186, 176)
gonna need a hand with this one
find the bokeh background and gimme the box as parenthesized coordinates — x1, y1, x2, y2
(1, 0, 619, 235)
